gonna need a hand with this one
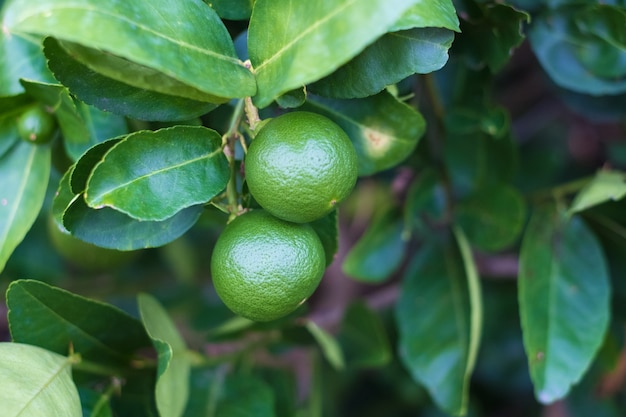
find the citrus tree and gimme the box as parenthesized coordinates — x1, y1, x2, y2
(1, 0, 626, 416)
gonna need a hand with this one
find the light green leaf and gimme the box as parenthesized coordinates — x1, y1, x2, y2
(7, 279, 152, 366)
(519, 205, 610, 403)
(569, 170, 626, 214)
(4, 0, 255, 101)
(311, 28, 454, 99)
(342, 208, 408, 282)
(305, 321, 345, 370)
(138, 294, 190, 417)
(391, 0, 460, 31)
(249, 0, 421, 108)
(0, 139, 50, 272)
(395, 229, 482, 416)
(0, 343, 81, 417)
(305, 91, 425, 175)
(85, 126, 229, 221)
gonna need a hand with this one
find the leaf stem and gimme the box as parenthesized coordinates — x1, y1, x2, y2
(71, 355, 139, 377)
(221, 100, 246, 221)
(527, 176, 591, 202)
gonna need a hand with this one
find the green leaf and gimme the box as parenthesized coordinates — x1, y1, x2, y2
(395, 228, 482, 416)
(305, 91, 425, 175)
(209, 372, 276, 417)
(518, 205, 610, 403)
(305, 320, 345, 370)
(138, 293, 191, 417)
(342, 208, 408, 283)
(0, 139, 50, 272)
(7, 279, 152, 366)
(43, 37, 217, 122)
(83, 126, 228, 221)
(70, 138, 123, 195)
(454, 184, 527, 252)
(529, 6, 626, 95)
(207, 0, 254, 20)
(337, 301, 391, 369)
(310, 210, 338, 267)
(310, 28, 454, 99)
(4, 0, 255, 101)
(569, 170, 626, 214)
(391, 0, 460, 31)
(0, 342, 81, 417)
(79, 388, 113, 417)
(0, 116, 19, 159)
(404, 167, 447, 235)
(248, 0, 421, 108)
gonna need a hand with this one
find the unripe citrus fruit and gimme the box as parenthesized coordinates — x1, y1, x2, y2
(245, 112, 358, 223)
(17, 105, 56, 145)
(210, 210, 326, 322)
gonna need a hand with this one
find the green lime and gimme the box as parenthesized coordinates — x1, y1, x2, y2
(210, 210, 326, 322)
(17, 105, 56, 145)
(245, 111, 358, 223)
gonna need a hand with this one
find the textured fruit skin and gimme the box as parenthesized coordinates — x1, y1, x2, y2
(245, 111, 358, 223)
(210, 210, 326, 322)
(17, 106, 56, 145)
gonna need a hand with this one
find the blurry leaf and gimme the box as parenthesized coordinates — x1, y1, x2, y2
(109, 371, 159, 417)
(206, 0, 254, 20)
(342, 208, 408, 282)
(248, 0, 420, 107)
(7, 279, 152, 366)
(310, 210, 338, 267)
(445, 105, 510, 139)
(311, 28, 454, 99)
(0, 139, 50, 272)
(518, 205, 610, 403)
(405, 168, 447, 234)
(395, 229, 482, 416)
(0, 342, 81, 417)
(337, 301, 391, 368)
(79, 388, 113, 417)
(305, 321, 345, 370)
(83, 126, 228, 221)
(4, 0, 256, 101)
(569, 170, 626, 214)
(454, 184, 527, 252)
(305, 91, 425, 175)
(275, 87, 307, 109)
(391, 0, 460, 31)
(44, 37, 217, 121)
(138, 294, 191, 417)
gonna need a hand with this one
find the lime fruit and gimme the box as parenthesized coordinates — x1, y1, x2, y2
(245, 111, 358, 223)
(17, 105, 56, 145)
(210, 210, 326, 322)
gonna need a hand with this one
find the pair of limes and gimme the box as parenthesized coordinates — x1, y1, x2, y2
(211, 112, 358, 322)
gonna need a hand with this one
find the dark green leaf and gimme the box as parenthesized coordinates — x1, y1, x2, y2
(79, 388, 113, 417)
(569, 170, 626, 214)
(445, 105, 510, 139)
(306, 320, 345, 370)
(311, 28, 454, 99)
(248, 0, 421, 107)
(7, 279, 152, 366)
(310, 210, 338, 267)
(395, 228, 482, 416)
(110, 371, 159, 417)
(84, 126, 228, 221)
(138, 294, 190, 417)
(275, 87, 307, 109)
(70, 138, 123, 195)
(0, 342, 81, 417)
(404, 167, 447, 235)
(43, 37, 217, 122)
(305, 91, 425, 175)
(0, 139, 50, 272)
(206, 0, 254, 20)
(215, 374, 276, 417)
(342, 208, 408, 282)
(337, 301, 391, 369)
(518, 205, 610, 403)
(391, 0, 460, 31)
(454, 184, 527, 252)
(4, 0, 255, 101)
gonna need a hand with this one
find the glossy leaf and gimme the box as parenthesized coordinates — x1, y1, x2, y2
(0, 342, 81, 417)
(305, 91, 425, 175)
(337, 301, 391, 369)
(454, 184, 527, 252)
(44, 37, 217, 121)
(569, 170, 626, 214)
(248, 0, 420, 107)
(7, 279, 152, 366)
(138, 294, 191, 417)
(311, 28, 454, 99)
(310, 210, 338, 267)
(70, 138, 123, 195)
(391, 0, 460, 31)
(207, 0, 254, 20)
(395, 229, 482, 416)
(0, 139, 50, 272)
(0, 116, 19, 159)
(306, 320, 345, 370)
(4, 0, 255, 101)
(518, 206, 610, 403)
(84, 126, 228, 221)
(342, 208, 408, 282)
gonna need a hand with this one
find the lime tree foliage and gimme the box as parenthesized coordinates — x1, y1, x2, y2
(2, 0, 626, 415)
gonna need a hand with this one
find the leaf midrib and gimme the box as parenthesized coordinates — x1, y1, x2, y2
(16, 355, 71, 417)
